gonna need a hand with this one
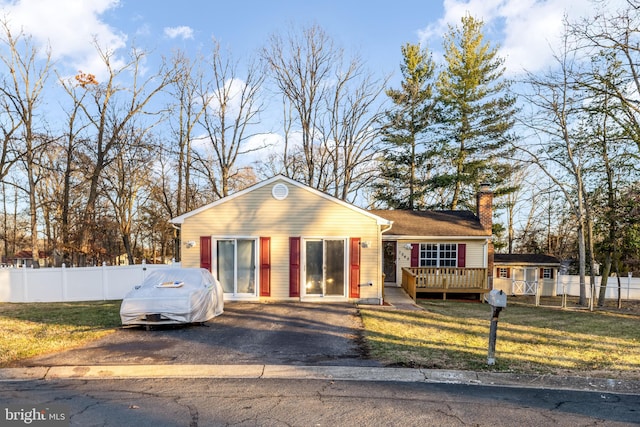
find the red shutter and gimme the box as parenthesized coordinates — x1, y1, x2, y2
(349, 238, 361, 298)
(200, 236, 212, 272)
(260, 237, 271, 297)
(506, 267, 511, 279)
(539, 268, 544, 279)
(457, 243, 466, 268)
(496, 267, 501, 277)
(289, 237, 300, 297)
(410, 244, 419, 267)
(550, 268, 554, 279)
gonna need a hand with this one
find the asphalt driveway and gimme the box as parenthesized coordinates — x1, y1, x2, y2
(21, 302, 382, 368)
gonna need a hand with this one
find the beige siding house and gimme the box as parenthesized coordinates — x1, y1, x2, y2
(370, 185, 494, 301)
(171, 175, 392, 304)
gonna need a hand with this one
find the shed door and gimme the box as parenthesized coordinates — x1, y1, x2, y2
(512, 267, 538, 295)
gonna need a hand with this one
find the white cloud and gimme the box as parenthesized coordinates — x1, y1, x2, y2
(164, 25, 194, 40)
(419, 0, 625, 75)
(206, 78, 254, 119)
(0, 0, 126, 75)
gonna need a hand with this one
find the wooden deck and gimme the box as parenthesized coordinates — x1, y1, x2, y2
(401, 267, 489, 301)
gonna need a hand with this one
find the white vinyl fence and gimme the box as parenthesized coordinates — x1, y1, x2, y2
(557, 273, 640, 300)
(1, 265, 638, 303)
(0, 262, 181, 303)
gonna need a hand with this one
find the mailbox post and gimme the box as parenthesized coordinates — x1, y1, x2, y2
(487, 289, 507, 366)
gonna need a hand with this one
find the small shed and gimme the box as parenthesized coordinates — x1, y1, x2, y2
(493, 253, 561, 297)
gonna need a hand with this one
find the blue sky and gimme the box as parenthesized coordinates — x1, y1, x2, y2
(105, 0, 446, 83)
(107, 0, 443, 76)
(0, 0, 620, 83)
(0, 0, 625, 168)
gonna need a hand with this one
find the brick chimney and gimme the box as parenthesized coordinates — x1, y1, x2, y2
(476, 183, 493, 233)
(476, 183, 494, 289)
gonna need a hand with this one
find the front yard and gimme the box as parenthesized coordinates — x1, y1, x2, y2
(0, 301, 120, 367)
(360, 299, 640, 379)
(1, 299, 639, 380)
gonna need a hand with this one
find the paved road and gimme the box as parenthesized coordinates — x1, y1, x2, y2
(20, 302, 380, 367)
(5, 301, 640, 426)
(2, 377, 638, 426)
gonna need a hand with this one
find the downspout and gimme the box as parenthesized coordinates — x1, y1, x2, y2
(379, 221, 394, 305)
(171, 223, 181, 263)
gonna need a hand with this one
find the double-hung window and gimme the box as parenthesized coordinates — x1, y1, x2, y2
(419, 243, 458, 267)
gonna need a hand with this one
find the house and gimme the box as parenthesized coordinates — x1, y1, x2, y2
(170, 175, 393, 304)
(171, 175, 494, 304)
(3, 250, 47, 268)
(370, 184, 494, 301)
(493, 253, 561, 297)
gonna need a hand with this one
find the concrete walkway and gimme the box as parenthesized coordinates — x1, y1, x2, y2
(378, 286, 424, 311)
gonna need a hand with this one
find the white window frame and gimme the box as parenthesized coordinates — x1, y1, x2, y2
(211, 236, 259, 299)
(498, 267, 508, 278)
(300, 237, 348, 301)
(419, 243, 457, 267)
(542, 268, 552, 279)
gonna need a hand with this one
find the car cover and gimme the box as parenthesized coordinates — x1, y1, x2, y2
(120, 268, 224, 326)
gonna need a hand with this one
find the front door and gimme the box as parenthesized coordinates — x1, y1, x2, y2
(383, 241, 397, 283)
(304, 239, 345, 297)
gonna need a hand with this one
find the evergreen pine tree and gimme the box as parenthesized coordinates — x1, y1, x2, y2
(374, 43, 437, 210)
(434, 14, 518, 210)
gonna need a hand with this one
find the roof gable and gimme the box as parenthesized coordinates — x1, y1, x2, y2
(171, 175, 392, 226)
(370, 209, 490, 238)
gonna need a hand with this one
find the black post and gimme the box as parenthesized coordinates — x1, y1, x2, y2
(487, 306, 503, 365)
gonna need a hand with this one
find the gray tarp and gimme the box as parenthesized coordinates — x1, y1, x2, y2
(120, 268, 224, 326)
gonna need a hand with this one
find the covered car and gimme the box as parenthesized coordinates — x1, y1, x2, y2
(120, 268, 223, 326)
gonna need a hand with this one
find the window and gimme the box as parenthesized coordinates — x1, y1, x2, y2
(419, 243, 457, 267)
(499, 268, 509, 278)
(542, 268, 553, 279)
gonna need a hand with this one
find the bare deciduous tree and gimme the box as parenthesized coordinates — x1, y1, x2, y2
(516, 32, 592, 305)
(262, 24, 337, 188)
(194, 40, 265, 199)
(101, 125, 155, 264)
(62, 43, 175, 265)
(168, 51, 207, 216)
(0, 21, 51, 267)
(263, 24, 387, 201)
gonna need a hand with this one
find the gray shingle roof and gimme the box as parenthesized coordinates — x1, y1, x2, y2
(369, 209, 490, 237)
(494, 253, 561, 265)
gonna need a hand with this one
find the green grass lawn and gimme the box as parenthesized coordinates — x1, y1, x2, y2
(0, 301, 121, 367)
(360, 300, 640, 379)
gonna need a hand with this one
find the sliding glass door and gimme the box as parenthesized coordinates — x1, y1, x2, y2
(304, 239, 346, 297)
(215, 239, 257, 296)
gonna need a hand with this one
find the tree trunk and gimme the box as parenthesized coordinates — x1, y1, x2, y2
(577, 219, 587, 306)
(598, 252, 612, 307)
(122, 233, 134, 265)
